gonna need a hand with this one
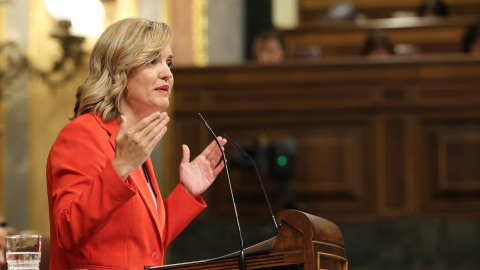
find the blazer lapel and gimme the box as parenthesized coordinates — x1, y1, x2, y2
(92, 114, 118, 152)
(93, 114, 165, 247)
(130, 165, 163, 234)
(143, 159, 166, 237)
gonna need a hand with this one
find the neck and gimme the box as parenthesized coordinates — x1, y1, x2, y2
(118, 99, 151, 129)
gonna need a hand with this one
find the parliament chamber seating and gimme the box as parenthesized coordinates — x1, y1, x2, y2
(281, 16, 479, 60)
(279, 0, 480, 60)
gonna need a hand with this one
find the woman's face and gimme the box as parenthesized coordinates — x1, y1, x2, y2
(257, 38, 285, 65)
(122, 44, 174, 119)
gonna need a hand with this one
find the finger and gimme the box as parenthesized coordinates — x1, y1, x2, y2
(206, 138, 227, 163)
(130, 111, 164, 133)
(207, 145, 224, 167)
(219, 137, 227, 146)
(200, 137, 226, 157)
(143, 115, 170, 143)
(212, 160, 225, 178)
(132, 116, 168, 151)
(181, 144, 191, 165)
(117, 115, 128, 137)
(146, 126, 168, 151)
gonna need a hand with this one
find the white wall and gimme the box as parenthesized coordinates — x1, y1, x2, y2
(208, 0, 245, 64)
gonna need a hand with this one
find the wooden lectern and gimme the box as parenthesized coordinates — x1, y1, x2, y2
(145, 210, 348, 270)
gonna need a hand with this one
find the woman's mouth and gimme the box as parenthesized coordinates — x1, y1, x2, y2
(156, 85, 169, 93)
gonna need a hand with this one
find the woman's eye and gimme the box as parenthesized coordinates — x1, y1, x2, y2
(150, 59, 157, 65)
(167, 61, 173, 67)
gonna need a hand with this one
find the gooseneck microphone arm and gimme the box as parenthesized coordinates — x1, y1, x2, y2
(197, 113, 247, 270)
(223, 134, 280, 234)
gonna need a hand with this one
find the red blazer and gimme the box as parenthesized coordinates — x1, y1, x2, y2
(46, 113, 206, 270)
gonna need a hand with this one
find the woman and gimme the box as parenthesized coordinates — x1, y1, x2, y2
(46, 18, 226, 269)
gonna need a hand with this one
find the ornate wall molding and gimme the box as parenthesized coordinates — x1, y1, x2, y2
(0, 41, 29, 97)
(192, 0, 208, 67)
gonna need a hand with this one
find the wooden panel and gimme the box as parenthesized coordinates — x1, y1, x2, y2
(442, 139, 480, 187)
(296, 132, 362, 194)
(413, 82, 480, 107)
(384, 119, 406, 209)
(420, 117, 480, 217)
(169, 56, 480, 220)
(377, 114, 417, 217)
(188, 115, 375, 219)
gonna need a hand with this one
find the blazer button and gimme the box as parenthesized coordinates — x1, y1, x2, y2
(151, 251, 159, 261)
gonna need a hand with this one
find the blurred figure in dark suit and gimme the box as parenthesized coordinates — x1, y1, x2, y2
(417, 0, 449, 18)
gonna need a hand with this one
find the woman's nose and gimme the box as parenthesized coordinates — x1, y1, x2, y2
(159, 64, 173, 81)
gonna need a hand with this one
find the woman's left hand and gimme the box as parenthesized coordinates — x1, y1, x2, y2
(179, 137, 227, 197)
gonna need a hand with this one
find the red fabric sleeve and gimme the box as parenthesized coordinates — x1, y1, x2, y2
(162, 183, 206, 248)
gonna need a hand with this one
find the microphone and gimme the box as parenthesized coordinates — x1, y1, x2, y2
(197, 113, 246, 270)
(222, 134, 280, 234)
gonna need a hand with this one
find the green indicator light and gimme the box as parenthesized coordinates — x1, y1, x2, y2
(277, 156, 288, 166)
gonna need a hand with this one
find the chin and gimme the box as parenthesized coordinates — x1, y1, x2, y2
(156, 101, 169, 111)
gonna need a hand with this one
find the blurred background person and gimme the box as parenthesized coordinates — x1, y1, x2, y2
(417, 0, 449, 18)
(462, 20, 480, 55)
(361, 30, 395, 58)
(252, 28, 286, 65)
(0, 217, 6, 269)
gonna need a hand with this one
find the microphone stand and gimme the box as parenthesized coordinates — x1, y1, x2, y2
(197, 113, 247, 270)
(222, 134, 280, 234)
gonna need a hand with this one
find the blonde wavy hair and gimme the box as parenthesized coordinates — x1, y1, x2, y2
(73, 18, 171, 122)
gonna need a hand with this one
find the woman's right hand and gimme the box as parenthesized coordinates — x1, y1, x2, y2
(112, 112, 169, 180)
